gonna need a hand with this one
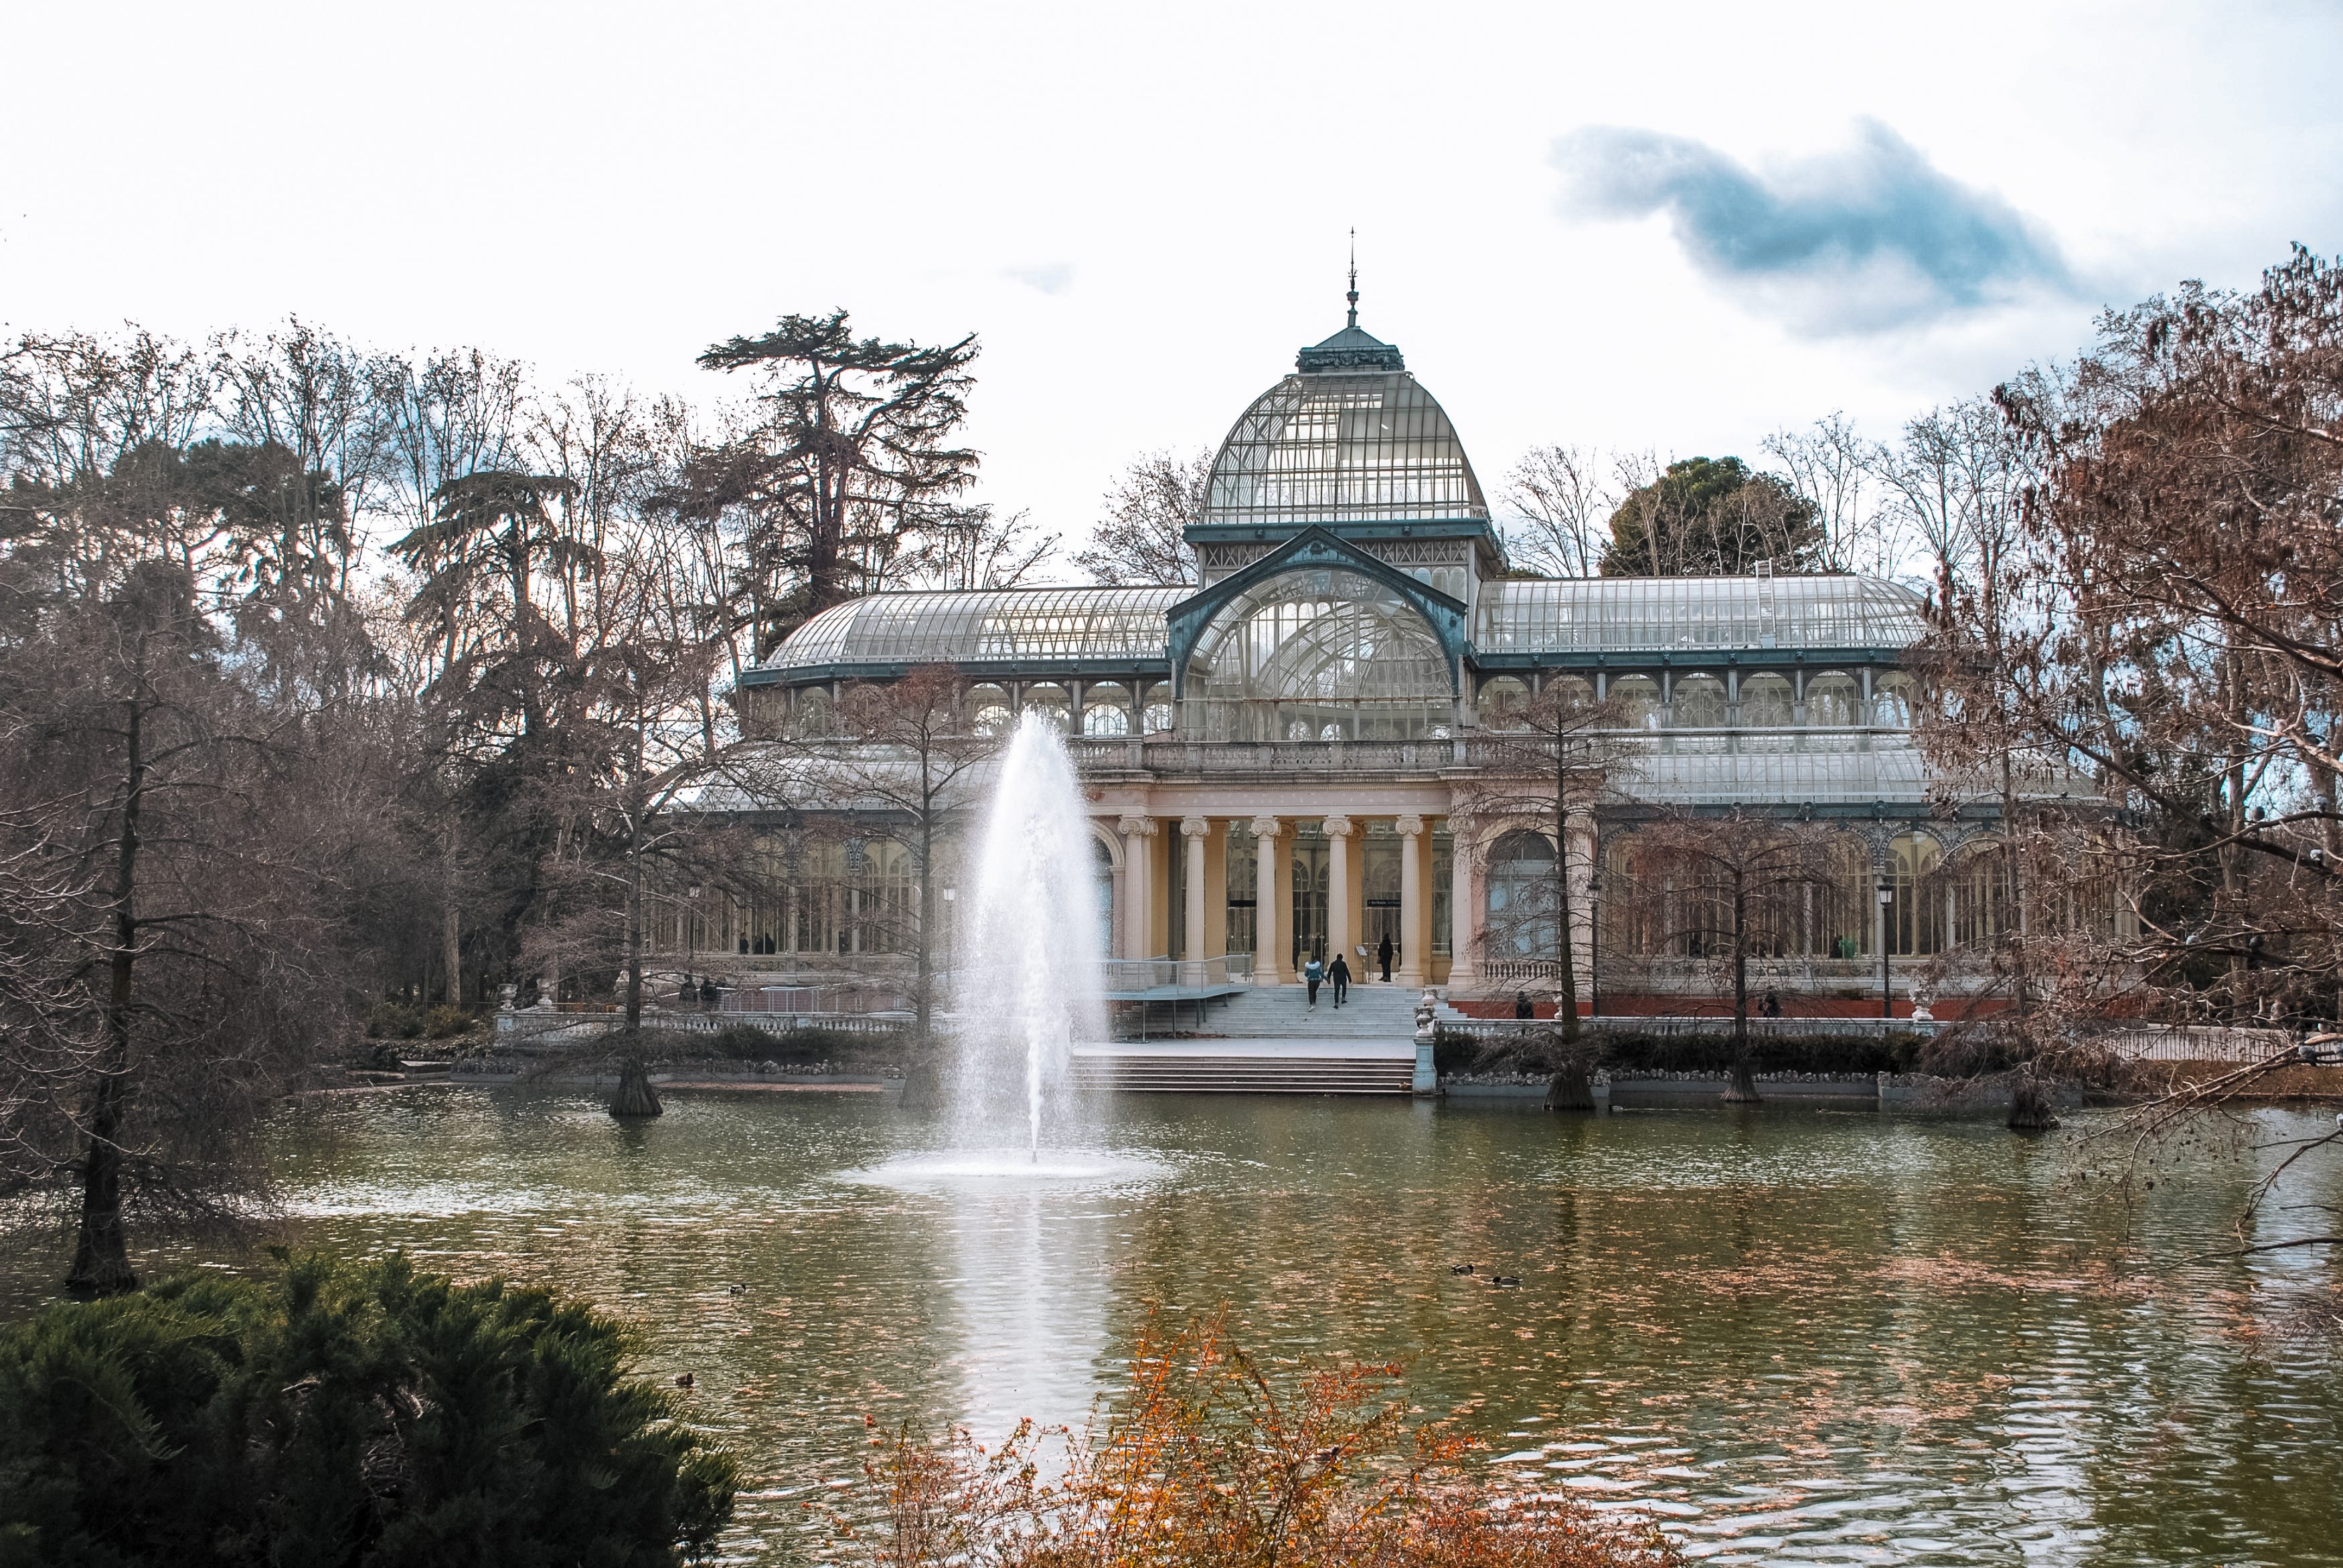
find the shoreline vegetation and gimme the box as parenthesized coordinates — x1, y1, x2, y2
(841, 1310, 1679, 1568)
(0, 1257, 1676, 1568)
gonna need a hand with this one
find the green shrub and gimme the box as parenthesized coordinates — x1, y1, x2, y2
(366, 1000, 426, 1040)
(695, 1023, 907, 1061)
(1434, 1026, 1933, 1077)
(0, 1253, 736, 1566)
(424, 1005, 473, 1039)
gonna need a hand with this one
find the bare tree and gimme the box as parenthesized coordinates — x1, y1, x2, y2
(904, 504, 1060, 591)
(1611, 811, 1842, 1103)
(1073, 448, 1210, 586)
(744, 667, 995, 1044)
(1762, 413, 1888, 576)
(1501, 444, 1611, 578)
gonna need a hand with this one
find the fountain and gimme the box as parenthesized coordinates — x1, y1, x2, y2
(856, 711, 1157, 1191)
(949, 710, 1106, 1159)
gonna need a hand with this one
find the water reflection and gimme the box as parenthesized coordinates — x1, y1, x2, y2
(849, 1150, 1160, 1437)
(2, 1090, 2334, 1567)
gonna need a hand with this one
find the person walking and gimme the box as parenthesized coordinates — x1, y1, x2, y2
(1761, 989, 1782, 1018)
(1329, 952, 1351, 1007)
(1303, 954, 1325, 1011)
(1514, 990, 1534, 1021)
(1376, 934, 1394, 982)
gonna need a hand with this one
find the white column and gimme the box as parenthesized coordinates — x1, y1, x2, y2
(1396, 813, 1426, 988)
(1181, 816, 1209, 981)
(1118, 815, 1156, 960)
(1324, 815, 1354, 968)
(1450, 821, 1476, 990)
(1250, 814, 1283, 985)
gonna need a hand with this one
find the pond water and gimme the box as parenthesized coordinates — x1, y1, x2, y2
(15, 1089, 2343, 1565)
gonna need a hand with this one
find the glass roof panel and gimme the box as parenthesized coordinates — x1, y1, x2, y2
(760, 587, 1184, 672)
(1475, 576, 1925, 654)
(1201, 373, 1489, 528)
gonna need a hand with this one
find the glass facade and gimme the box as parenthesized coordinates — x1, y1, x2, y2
(1183, 567, 1454, 741)
(768, 586, 1182, 673)
(1474, 576, 1923, 655)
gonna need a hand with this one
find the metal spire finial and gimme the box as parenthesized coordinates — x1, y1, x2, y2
(1346, 228, 1359, 329)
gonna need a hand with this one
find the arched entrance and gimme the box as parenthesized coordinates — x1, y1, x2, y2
(1290, 831, 1329, 967)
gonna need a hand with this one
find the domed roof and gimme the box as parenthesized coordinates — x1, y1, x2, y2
(1198, 318, 1489, 531)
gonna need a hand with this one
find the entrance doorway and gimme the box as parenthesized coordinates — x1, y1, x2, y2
(1290, 838, 1327, 968)
(1364, 826, 1401, 976)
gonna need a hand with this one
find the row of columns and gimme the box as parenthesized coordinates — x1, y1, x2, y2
(1115, 812, 1453, 989)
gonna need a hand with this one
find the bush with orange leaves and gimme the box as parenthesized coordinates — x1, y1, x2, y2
(850, 1311, 1680, 1568)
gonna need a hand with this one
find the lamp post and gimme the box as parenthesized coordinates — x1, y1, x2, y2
(1876, 875, 1894, 1019)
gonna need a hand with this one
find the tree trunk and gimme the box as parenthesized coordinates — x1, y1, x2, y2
(2007, 1063, 2059, 1131)
(69, 691, 144, 1296)
(610, 1053, 663, 1118)
(1722, 887, 1761, 1104)
(442, 897, 461, 1008)
(1552, 774, 1580, 1044)
(914, 782, 936, 1043)
(1544, 1029, 1595, 1111)
(624, 788, 645, 1033)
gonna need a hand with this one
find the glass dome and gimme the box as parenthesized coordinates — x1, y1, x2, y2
(1182, 566, 1455, 741)
(1200, 370, 1489, 530)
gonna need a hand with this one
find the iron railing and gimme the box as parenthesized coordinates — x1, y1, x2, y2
(1097, 954, 1255, 991)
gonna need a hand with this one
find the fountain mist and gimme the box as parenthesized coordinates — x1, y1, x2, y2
(953, 711, 1105, 1154)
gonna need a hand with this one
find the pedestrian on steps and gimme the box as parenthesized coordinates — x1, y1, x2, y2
(1376, 934, 1394, 982)
(1303, 954, 1325, 1010)
(1329, 952, 1351, 1007)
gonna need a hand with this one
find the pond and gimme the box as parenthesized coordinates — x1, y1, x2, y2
(14, 1090, 2342, 1565)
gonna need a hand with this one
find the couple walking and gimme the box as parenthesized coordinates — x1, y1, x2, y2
(1303, 952, 1351, 1010)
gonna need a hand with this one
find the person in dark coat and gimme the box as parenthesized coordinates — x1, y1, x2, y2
(1376, 934, 1394, 982)
(699, 976, 719, 1011)
(1514, 990, 1534, 1020)
(1761, 989, 1782, 1018)
(1329, 952, 1351, 1007)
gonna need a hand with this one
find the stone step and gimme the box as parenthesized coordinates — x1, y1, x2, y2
(1073, 1055, 1415, 1094)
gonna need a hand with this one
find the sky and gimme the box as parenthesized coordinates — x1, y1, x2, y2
(5, 1, 2340, 572)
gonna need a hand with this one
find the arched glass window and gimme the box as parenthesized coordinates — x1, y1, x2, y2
(968, 683, 1012, 737)
(1546, 675, 1595, 715)
(1953, 846, 2006, 948)
(1135, 681, 1176, 734)
(1805, 673, 1862, 727)
(1609, 675, 1660, 731)
(1022, 683, 1070, 731)
(1672, 674, 1726, 729)
(1874, 672, 1917, 729)
(1888, 831, 1943, 956)
(1477, 675, 1530, 730)
(1184, 567, 1454, 741)
(1740, 673, 1793, 727)
(791, 687, 833, 739)
(1485, 830, 1558, 959)
(1094, 837, 1116, 955)
(1082, 682, 1131, 737)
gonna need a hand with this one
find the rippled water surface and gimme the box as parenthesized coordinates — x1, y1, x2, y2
(18, 1090, 2343, 1565)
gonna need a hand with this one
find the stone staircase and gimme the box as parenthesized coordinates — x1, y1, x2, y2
(1077, 984, 1423, 1094)
(1190, 982, 1423, 1040)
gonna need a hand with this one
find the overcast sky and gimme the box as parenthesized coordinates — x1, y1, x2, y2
(6, 1, 2339, 570)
